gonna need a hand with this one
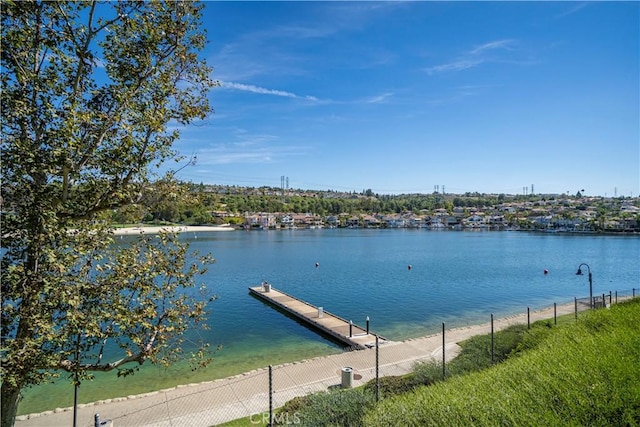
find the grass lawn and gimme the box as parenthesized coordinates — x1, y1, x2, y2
(217, 302, 639, 426)
(366, 299, 640, 426)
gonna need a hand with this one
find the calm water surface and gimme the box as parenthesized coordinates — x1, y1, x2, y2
(20, 229, 640, 413)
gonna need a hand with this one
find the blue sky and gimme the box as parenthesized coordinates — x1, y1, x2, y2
(171, 1, 639, 197)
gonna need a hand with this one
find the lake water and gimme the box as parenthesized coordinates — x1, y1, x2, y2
(20, 229, 640, 413)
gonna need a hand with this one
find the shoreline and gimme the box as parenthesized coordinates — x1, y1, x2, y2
(112, 224, 235, 235)
(15, 301, 583, 425)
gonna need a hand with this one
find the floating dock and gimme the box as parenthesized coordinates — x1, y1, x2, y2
(248, 284, 385, 349)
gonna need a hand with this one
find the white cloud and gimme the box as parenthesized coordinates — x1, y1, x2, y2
(190, 129, 310, 166)
(425, 39, 520, 75)
(220, 81, 318, 101)
(469, 39, 516, 55)
(554, 2, 589, 20)
(199, 150, 273, 165)
(364, 92, 394, 104)
(425, 59, 484, 75)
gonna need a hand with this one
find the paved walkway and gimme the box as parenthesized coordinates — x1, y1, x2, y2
(16, 303, 578, 427)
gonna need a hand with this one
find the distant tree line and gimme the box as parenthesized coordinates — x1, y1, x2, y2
(105, 182, 639, 227)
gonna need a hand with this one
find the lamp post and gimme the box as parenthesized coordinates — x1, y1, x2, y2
(576, 263, 593, 309)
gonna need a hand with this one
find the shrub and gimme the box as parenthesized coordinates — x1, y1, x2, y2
(285, 388, 376, 426)
(363, 372, 433, 398)
(447, 324, 529, 375)
(276, 395, 310, 418)
(411, 360, 445, 384)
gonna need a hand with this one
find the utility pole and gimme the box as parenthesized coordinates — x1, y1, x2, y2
(281, 176, 286, 203)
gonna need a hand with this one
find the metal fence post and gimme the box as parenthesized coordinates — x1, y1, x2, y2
(491, 313, 495, 364)
(269, 365, 273, 427)
(609, 291, 612, 305)
(94, 414, 100, 427)
(73, 382, 79, 427)
(574, 297, 578, 320)
(442, 322, 446, 378)
(527, 307, 530, 330)
(615, 291, 618, 304)
(375, 335, 379, 402)
(554, 302, 557, 325)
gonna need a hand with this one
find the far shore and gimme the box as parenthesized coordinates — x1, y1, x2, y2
(112, 224, 235, 235)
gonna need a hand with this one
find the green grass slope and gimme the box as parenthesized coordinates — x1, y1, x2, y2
(365, 299, 640, 427)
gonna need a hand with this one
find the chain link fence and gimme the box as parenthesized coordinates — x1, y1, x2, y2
(16, 288, 637, 427)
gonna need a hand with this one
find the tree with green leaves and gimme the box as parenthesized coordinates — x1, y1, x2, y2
(1, 2, 217, 425)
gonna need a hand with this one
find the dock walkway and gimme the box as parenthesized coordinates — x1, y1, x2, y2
(248, 284, 386, 349)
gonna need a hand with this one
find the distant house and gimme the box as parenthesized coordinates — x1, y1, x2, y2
(452, 207, 466, 215)
(345, 216, 360, 228)
(279, 214, 294, 228)
(244, 214, 259, 228)
(442, 216, 460, 227)
(292, 213, 323, 228)
(619, 216, 639, 231)
(363, 215, 382, 228)
(325, 215, 340, 228)
(407, 216, 425, 228)
(621, 204, 640, 214)
(244, 213, 276, 229)
(530, 215, 552, 228)
(486, 215, 507, 227)
(308, 215, 324, 228)
(382, 215, 405, 228)
(464, 214, 486, 228)
(429, 216, 445, 228)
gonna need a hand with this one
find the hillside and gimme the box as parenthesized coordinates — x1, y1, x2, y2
(364, 299, 640, 426)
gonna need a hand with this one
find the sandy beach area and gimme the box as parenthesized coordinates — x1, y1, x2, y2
(112, 225, 235, 235)
(15, 302, 581, 427)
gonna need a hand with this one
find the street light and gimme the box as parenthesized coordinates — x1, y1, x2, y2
(576, 263, 593, 309)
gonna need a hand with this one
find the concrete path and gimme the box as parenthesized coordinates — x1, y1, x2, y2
(15, 302, 578, 427)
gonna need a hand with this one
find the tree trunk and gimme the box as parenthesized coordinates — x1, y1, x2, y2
(1, 383, 21, 427)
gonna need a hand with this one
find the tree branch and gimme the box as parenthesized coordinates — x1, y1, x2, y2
(59, 349, 147, 373)
(59, 327, 161, 373)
